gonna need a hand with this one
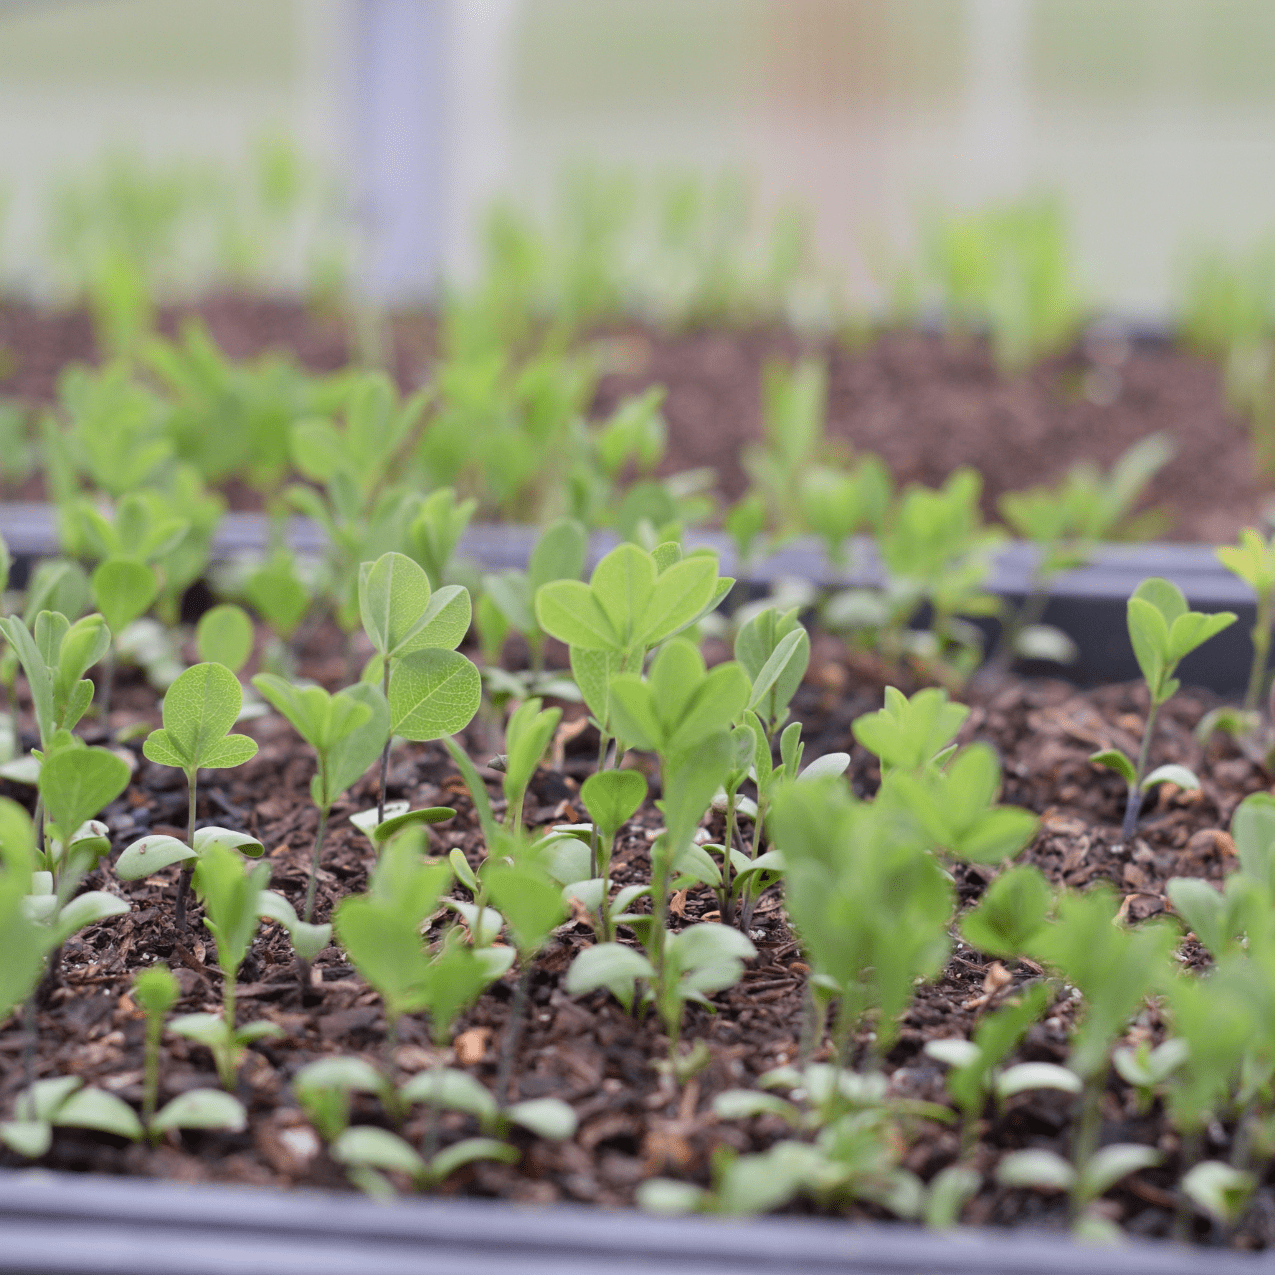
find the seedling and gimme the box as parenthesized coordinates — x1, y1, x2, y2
(922, 983, 1067, 1154)
(1089, 578, 1235, 837)
(358, 551, 477, 822)
(333, 832, 511, 1044)
(406, 487, 477, 589)
(995, 434, 1172, 669)
(134, 662, 259, 928)
(482, 516, 586, 672)
(133, 964, 246, 1142)
(168, 846, 292, 1088)
(768, 776, 952, 1067)
(90, 557, 158, 719)
(734, 605, 810, 740)
(578, 767, 647, 937)
(497, 696, 562, 833)
(196, 603, 255, 673)
(252, 675, 391, 920)
(852, 685, 968, 777)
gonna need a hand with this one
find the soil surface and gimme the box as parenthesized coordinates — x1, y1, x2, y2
(0, 298, 1263, 543)
(0, 625, 1270, 1246)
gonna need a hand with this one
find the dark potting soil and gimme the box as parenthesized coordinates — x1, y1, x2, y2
(0, 297, 1264, 543)
(0, 624, 1270, 1246)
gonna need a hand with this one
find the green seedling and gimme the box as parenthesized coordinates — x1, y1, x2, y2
(133, 964, 246, 1142)
(0, 1070, 246, 1159)
(244, 547, 311, 665)
(993, 884, 1177, 1235)
(168, 845, 292, 1089)
(852, 685, 969, 777)
(0, 611, 111, 755)
(566, 922, 755, 1069)
(722, 491, 767, 566)
(333, 832, 511, 1044)
(578, 768, 647, 937)
(485, 859, 567, 1101)
(482, 517, 586, 673)
(884, 741, 1039, 865)
(36, 739, 130, 899)
(1182, 1161, 1258, 1231)
(1195, 528, 1275, 756)
(959, 864, 1053, 959)
(139, 661, 260, 928)
(90, 557, 158, 720)
(251, 675, 391, 921)
(995, 434, 1172, 669)
(1089, 578, 1235, 837)
(406, 487, 477, 589)
(498, 696, 562, 833)
(1, 797, 127, 1030)
(358, 551, 477, 822)
(769, 777, 952, 1067)
(1112, 1039, 1190, 1116)
(923, 983, 1064, 1154)
(798, 455, 891, 567)
(734, 605, 810, 740)
(197, 603, 255, 673)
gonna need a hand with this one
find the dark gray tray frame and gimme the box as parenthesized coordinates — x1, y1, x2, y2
(0, 1166, 1264, 1275)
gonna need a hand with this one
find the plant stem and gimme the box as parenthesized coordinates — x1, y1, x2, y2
(377, 660, 391, 824)
(596, 832, 614, 941)
(174, 771, 197, 931)
(721, 792, 738, 927)
(496, 963, 532, 1107)
(1121, 701, 1161, 839)
(1245, 588, 1274, 713)
(99, 645, 115, 728)
(302, 806, 330, 925)
(1069, 1074, 1105, 1222)
(142, 1012, 161, 1132)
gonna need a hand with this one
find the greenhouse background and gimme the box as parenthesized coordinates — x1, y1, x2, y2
(1, 0, 1275, 314)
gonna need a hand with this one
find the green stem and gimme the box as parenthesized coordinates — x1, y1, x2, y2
(302, 806, 330, 925)
(1121, 701, 1161, 839)
(377, 661, 391, 824)
(1069, 1074, 1105, 1221)
(1245, 589, 1273, 713)
(143, 1012, 161, 1134)
(597, 832, 615, 941)
(174, 771, 197, 932)
(721, 790, 738, 927)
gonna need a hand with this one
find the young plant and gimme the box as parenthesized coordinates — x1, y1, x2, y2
(1089, 578, 1235, 837)
(167, 845, 295, 1089)
(734, 605, 810, 741)
(196, 603, 255, 673)
(496, 696, 561, 834)
(923, 983, 1070, 1155)
(578, 767, 647, 938)
(135, 661, 260, 928)
(535, 540, 735, 771)
(251, 676, 392, 921)
(89, 557, 158, 720)
(995, 434, 1172, 669)
(481, 516, 587, 674)
(132, 964, 246, 1142)
(769, 776, 953, 1068)
(358, 551, 477, 824)
(333, 831, 512, 1044)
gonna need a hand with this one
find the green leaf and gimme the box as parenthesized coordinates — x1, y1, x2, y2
(1234, 792, 1275, 895)
(536, 580, 619, 651)
(399, 1068, 498, 1122)
(257, 890, 332, 962)
(995, 1063, 1082, 1098)
(746, 627, 806, 712)
(995, 1149, 1075, 1192)
(333, 1126, 424, 1175)
(505, 1098, 577, 1141)
(91, 557, 158, 636)
(38, 746, 130, 847)
(1126, 594, 1169, 692)
(113, 834, 198, 880)
(1079, 1143, 1161, 1201)
(1166, 609, 1236, 665)
(151, 1088, 247, 1133)
(389, 649, 481, 741)
(580, 769, 647, 840)
(637, 554, 719, 647)
(565, 942, 654, 1012)
(53, 1087, 144, 1140)
(196, 604, 255, 673)
(324, 683, 391, 804)
(1089, 748, 1137, 786)
(1140, 763, 1200, 793)
(959, 864, 1052, 959)
(592, 543, 656, 648)
(528, 518, 587, 593)
(485, 862, 566, 957)
(569, 646, 624, 727)
(1182, 1161, 1256, 1226)
(428, 1137, 518, 1180)
(396, 585, 472, 656)
(143, 662, 257, 772)
(371, 806, 456, 845)
(358, 552, 431, 659)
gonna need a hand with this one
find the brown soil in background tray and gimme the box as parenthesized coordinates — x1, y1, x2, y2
(0, 297, 1263, 543)
(0, 625, 1270, 1244)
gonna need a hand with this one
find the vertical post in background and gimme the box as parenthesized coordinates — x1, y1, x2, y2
(963, 0, 1030, 200)
(351, 0, 448, 310)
